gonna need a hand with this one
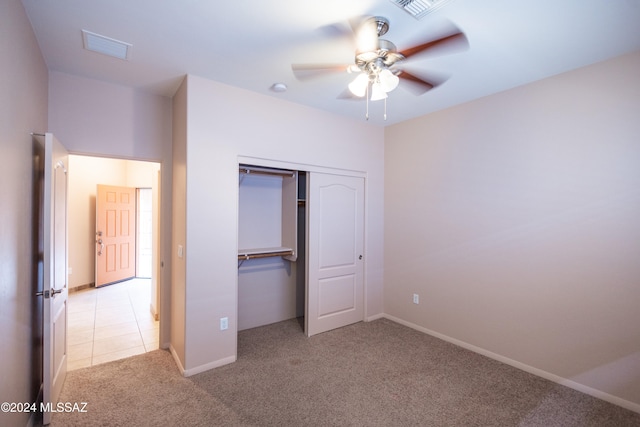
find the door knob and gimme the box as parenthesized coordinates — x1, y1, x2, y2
(35, 288, 62, 298)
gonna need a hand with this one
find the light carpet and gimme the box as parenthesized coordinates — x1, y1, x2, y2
(53, 318, 640, 426)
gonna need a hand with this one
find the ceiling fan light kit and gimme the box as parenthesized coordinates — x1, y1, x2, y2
(346, 17, 405, 120)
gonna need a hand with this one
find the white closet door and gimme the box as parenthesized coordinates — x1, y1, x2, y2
(306, 173, 364, 337)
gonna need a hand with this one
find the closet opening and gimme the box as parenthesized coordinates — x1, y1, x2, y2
(237, 165, 307, 334)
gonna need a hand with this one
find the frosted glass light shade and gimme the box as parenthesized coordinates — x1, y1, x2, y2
(348, 73, 369, 97)
(379, 69, 399, 93)
(370, 82, 388, 101)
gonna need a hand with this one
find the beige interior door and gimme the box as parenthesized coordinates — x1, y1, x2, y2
(41, 133, 68, 425)
(306, 173, 365, 336)
(96, 184, 137, 287)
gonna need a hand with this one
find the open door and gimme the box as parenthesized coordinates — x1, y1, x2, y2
(306, 173, 364, 336)
(95, 184, 137, 287)
(41, 133, 68, 425)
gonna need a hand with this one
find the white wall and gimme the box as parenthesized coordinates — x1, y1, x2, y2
(384, 51, 640, 410)
(173, 75, 385, 374)
(0, 1, 49, 425)
(48, 72, 173, 347)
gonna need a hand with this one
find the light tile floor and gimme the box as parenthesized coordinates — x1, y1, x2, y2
(67, 278, 159, 371)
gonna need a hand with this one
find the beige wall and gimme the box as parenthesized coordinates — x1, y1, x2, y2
(384, 51, 640, 410)
(49, 71, 170, 161)
(170, 78, 187, 366)
(172, 75, 385, 374)
(0, 0, 49, 425)
(68, 156, 127, 288)
(67, 155, 160, 290)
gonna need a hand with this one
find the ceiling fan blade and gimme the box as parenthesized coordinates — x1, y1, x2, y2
(398, 70, 438, 95)
(400, 31, 468, 59)
(291, 64, 350, 81)
(316, 21, 354, 39)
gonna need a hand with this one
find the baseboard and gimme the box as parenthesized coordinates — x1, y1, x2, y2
(168, 344, 186, 376)
(69, 283, 94, 293)
(26, 384, 43, 427)
(26, 412, 37, 427)
(26, 408, 44, 427)
(182, 355, 236, 377)
(366, 312, 385, 322)
(382, 314, 640, 414)
(149, 303, 159, 321)
(168, 344, 236, 377)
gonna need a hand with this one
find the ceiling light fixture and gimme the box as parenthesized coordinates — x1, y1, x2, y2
(347, 18, 402, 120)
(270, 83, 288, 93)
(292, 14, 469, 122)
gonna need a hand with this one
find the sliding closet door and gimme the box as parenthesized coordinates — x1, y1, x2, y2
(306, 173, 364, 337)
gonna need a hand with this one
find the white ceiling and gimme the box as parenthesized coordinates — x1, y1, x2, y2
(22, 0, 640, 126)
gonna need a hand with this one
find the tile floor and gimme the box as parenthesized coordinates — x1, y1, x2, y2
(67, 278, 159, 371)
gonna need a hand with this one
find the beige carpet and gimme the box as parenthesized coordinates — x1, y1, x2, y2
(53, 318, 640, 426)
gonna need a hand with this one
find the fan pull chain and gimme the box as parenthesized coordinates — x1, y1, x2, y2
(365, 83, 369, 120)
(384, 97, 387, 121)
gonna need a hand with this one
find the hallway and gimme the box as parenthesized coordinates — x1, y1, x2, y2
(67, 278, 159, 371)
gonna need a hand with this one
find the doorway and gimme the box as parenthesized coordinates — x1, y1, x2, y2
(65, 155, 161, 370)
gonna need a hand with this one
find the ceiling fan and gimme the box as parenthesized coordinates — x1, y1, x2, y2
(292, 16, 469, 119)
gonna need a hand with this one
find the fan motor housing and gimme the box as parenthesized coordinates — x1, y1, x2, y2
(355, 39, 405, 71)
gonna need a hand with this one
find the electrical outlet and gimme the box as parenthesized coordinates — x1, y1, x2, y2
(220, 317, 229, 331)
(413, 294, 419, 304)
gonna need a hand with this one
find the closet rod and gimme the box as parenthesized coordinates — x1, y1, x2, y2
(238, 167, 294, 178)
(237, 250, 294, 261)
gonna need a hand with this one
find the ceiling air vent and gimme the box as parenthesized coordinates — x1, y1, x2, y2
(82, 30, 132, 60)
(389, 0, 455, 20)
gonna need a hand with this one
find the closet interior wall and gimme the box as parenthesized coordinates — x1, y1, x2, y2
(237, 166, 306, 331)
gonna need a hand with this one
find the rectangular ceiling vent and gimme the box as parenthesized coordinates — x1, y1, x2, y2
(82, 30, 132, 60)
(389, 0, 455, 20)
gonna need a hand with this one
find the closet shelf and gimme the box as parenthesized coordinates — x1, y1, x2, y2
(237, 247, 295, 261)
(239, 166, 295, 178)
